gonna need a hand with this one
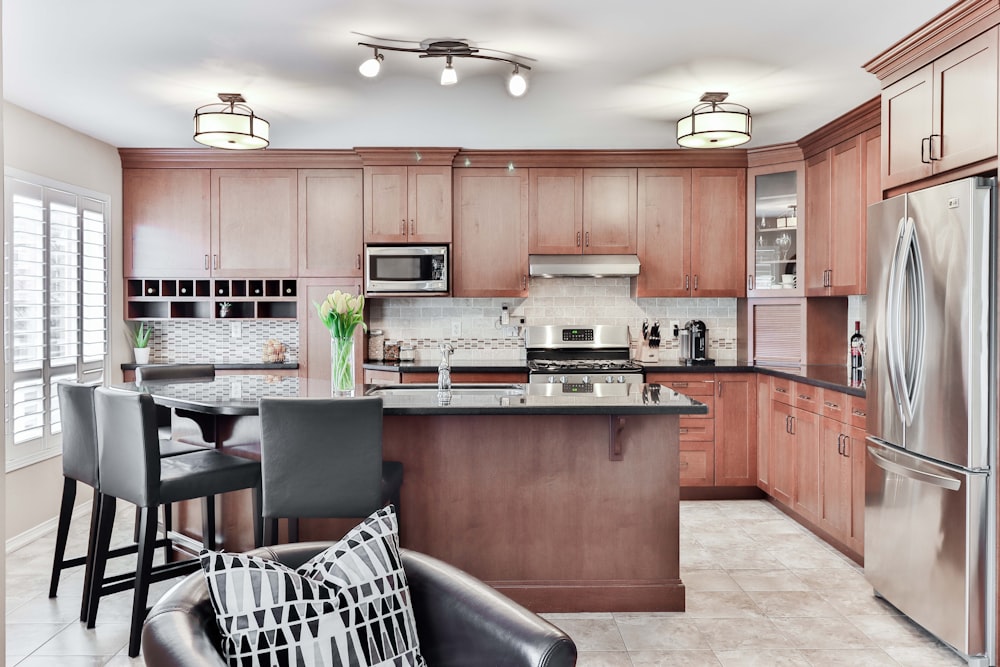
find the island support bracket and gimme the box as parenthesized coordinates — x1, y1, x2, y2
(608, 415, 625, 461)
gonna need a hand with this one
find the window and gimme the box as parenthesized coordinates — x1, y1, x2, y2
(4, 171, 109, 471)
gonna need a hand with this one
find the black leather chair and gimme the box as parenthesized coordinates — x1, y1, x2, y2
(88, 387, 264, 657)
(142, 542, 578, 667)
(135, 364, 216, 442)
(48, 380, 202, 622)
(258, 396, 403, 545)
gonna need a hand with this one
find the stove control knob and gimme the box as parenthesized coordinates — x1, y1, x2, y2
(605, 375, 614, 383)
(546, 376, 555, 384)
(559, 376, 567, 384)
(617, 375, 627, 383)
(582, 375, 590, 384)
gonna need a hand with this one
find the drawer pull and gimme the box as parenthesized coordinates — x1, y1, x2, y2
(852, 408, 866, 417)
(824, 401, 839, 409)
(680, 461, 689, 469)
(679, 428, 689, 434)
(673, 382, 689, 388)
(798, 394, 812, 401)
(774, 386, 788, 394)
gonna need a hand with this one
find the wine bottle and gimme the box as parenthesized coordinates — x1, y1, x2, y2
(850, 321, 865, 385)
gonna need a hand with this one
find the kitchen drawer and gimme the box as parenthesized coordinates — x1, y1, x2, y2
(849, 395, 867, 430)
(770, 376, 794, 405)
(364, 369, 401, 385)
(679, 442, 714, 486)
(819, 387, 849, 422)
(679, 418, 715, 442)
(648, 373, 715, 396)
(792, 381, 820, 413)
(678, 394, 714, 422)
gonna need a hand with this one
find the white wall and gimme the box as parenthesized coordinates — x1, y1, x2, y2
(3, 102, 122, 543)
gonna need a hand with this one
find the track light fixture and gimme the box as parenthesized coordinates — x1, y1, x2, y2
(357, 37, 533, 95)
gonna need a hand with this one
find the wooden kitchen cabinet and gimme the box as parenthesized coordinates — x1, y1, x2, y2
(529, 168, 637, 255)
(880, 27, 998, 190)
(636, 168, 745, 297)
(364, 166, 452, 243)
(769, 398, 796, 506)
(299, 277, 364, 381)
(453, 168, 529, 297)
(756, 374, 772, 492)
(746, 162, 804, 297)
(741, 297, 847, 365)
(124, 169, 212, 278)
(714, 374, 757, 486)
(297, 169, 364, 277)
(819, 414, 852, 539)
(791, 400, 821, 523)
(211, 169, 298, 277)
(648, 373, 715, 486)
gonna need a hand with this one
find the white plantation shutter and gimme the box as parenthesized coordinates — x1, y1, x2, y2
(5, 172, 109, 470)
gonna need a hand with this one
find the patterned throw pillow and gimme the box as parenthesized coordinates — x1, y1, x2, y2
(199, 506, 424, 667)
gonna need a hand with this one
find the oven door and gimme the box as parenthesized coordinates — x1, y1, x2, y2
(365, 246, 448, 293)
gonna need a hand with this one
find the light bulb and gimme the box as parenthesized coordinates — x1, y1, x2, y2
(440, 57, 458, 86)
(359, 52, 383, 78)
(508, 69, 527, 97)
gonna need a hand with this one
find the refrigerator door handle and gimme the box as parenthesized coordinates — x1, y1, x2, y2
(901, 218, 927, 425)
(867, 446, 962, 491)
(886, 216, 910, 424)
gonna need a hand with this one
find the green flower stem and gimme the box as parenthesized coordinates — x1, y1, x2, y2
(331, 335, 355, 394)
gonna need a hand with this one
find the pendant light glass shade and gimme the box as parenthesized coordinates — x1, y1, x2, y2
(359, 51, 383, 77)
(676, 95, 751, 148)
(440, 56, 458, 86)
(508, 66, 528, 97)
(193, 94, 269, 150)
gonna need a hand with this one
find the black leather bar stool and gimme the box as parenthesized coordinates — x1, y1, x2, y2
(135, 363, 215, 442)
(48, 380, 202, 623)
(88, 387, 263, 657)
(258, 396, 403, 546)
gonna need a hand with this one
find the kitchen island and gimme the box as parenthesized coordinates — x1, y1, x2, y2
(118, 375, 707, 612)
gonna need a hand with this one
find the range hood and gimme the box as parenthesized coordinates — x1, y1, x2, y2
(529, 254, 640, 278)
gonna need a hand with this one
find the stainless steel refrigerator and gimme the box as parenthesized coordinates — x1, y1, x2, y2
(866, 176, 996, 666)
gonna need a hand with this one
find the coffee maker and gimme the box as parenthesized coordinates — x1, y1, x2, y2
(679, 320, 714, 366)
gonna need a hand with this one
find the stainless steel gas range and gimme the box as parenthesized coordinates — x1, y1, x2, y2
(525, 325, 643, 390)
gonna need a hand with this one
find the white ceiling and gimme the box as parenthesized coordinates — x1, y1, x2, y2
(2, 0, 953, 151)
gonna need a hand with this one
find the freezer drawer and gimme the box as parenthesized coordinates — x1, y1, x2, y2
(865, 439, 990, 660)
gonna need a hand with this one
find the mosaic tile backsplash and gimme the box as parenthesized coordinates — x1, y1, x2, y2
(143, 320, 300, 364)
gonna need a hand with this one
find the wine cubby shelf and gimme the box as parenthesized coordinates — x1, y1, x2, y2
(125, 278, 297, 321)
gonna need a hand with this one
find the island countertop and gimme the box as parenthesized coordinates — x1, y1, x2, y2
(114, 375, 709, 417)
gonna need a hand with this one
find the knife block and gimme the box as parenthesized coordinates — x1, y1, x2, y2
(640, 341, 660, 362)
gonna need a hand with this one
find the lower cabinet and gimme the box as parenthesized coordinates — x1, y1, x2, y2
(648, 372, 755, 488)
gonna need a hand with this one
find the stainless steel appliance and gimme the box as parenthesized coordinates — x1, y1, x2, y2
(679, 320, 713, 366)
(866, 176, 996, 667)
(525, 325, 644, 389)
(365, 245, 448, 294)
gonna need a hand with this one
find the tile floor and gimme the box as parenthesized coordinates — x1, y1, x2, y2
(5, 499, 969, 666)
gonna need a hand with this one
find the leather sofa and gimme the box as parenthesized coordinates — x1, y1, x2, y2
(142, 542, 578, 667)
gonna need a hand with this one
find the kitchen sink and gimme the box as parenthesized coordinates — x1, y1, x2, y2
(364, 383, 525, 397)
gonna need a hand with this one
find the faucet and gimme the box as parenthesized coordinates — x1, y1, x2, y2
(437, 342, 454, 392)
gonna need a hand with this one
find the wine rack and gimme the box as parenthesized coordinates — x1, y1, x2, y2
(125, 278, 298, 321)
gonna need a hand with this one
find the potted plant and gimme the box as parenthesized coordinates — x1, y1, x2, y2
(129, 321, 152, 364)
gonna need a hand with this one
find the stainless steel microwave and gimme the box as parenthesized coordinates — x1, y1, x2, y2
(365, 245, 448, 294)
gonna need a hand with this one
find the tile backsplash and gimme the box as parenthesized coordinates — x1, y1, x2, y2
(143, 320, 299, 364)
(369, 277, 738, 363)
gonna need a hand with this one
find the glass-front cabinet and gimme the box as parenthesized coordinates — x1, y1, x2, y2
(746, 162, 805, 297)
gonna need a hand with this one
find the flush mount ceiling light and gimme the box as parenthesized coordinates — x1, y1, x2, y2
(193, 93, 269, 150)
(676, 92, 751, 148)
(357, 37, 533, 97)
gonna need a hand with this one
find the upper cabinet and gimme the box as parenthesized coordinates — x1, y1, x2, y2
(529, 168, 637, 254)
(746, 162, 804, 297)
(874, 25, 998, 190)
(637, 167, 745, 297)
(124, 169, 212, 278)
(124, 168, 297, 279)
(453, 168, 530, 297)
(297, 169, 364, 277)
(364, 166, 452, 243)
(211, 169, 298, 277)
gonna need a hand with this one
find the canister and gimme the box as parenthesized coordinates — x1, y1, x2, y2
(368, 329, 384, 360)
(383, 340, 400, 361)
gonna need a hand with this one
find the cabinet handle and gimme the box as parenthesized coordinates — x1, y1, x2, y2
(410, 220, 415, 235)
(673, 381, 689, 388)
(717, 382, 722, 398)
(929, 134, 941, 161)
(837, 434, 844, 456)
(747, 274, 754, 291)
(693, 274, 699, 291)
(685, 275, 690, 291)
(679, 428, 689, 434)
(785, 415, 791, 434)
(852, 408, 866, 417)
(356, 253, 362, 270)
(585, 231, 590, 247)
(401, 219, 407, 236)
(204, 254, 209, 270)
(775, 386, 787, 394)
(521, 274, 527, 290)
(921, 137, 932, 164)
(789, 416, 796, 435)
(798, 394, 812, 401)
(213, 254, 219, 270)
(824, 401, 839, 409)
(842, 436, 851, 458)
(576, 231, 582, 247)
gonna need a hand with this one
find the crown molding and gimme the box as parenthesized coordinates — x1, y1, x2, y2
(797, 97, 880, 158)
(118, 148, 361, 169)
(746, 143, 804, 168)
(453, 149, 748, 169)
(353, 147, 461, 166)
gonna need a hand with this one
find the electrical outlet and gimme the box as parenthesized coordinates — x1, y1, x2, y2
(500, 303, 510, 325)
(451, 321, 461, 336)
(230, 322, 242, 339)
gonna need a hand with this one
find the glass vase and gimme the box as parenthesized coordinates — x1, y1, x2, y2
(330, 336, 356, 396)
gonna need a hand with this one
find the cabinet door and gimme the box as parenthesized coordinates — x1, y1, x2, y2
(747, 164, 804, 297)
(211, 169, 297, 277)
(690, 168, 745, 297)
(529, 168, 583, 254)
(792, 407, 821, 523)
(453, 169, 529, 297)
(300, 278, 364, 381)
(364, 166, 408, 242)
(881, 65, 934, 190)
(636, 168, 690, 297)
(297, 169, 363, 277)
(715, 374, 757, 486)
(829, 137, 865, 295)
(820, 415, 852, 540)
(804, 151, 831, 295)
(756, 374, 771, 492)
(407, 166, 452, 243)
(848, 424, 866, 555)
(124, 169, 211, 278)
(582, 168, 637, 254)
(932, 27, 998, 174)
(770, 400, 795, 506)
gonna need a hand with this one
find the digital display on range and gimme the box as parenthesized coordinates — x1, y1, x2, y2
(562, 329, 594, 342)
